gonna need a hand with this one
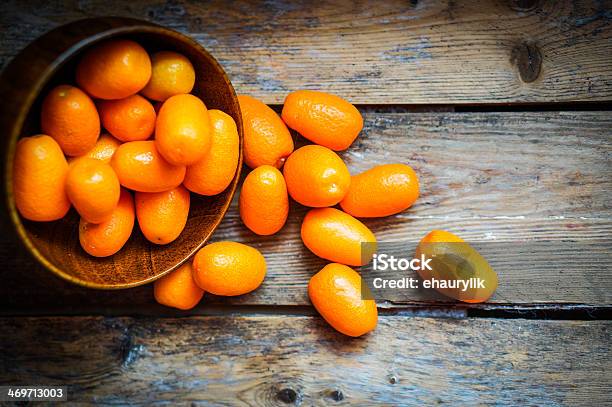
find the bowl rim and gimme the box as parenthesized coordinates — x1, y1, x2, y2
(1, 17, 243, 289)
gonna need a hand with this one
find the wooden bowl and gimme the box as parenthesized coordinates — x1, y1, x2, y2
(0, 17, 243, 289)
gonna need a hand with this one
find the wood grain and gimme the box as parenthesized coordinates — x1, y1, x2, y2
(1, 111, 610, 311)
(1, 0, 611, 104)
(1, 316, 610, 405)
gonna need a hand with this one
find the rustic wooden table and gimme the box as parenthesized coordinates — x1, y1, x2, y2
(1, 1, 611, 405)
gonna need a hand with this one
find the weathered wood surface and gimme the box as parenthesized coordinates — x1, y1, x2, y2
(0, 316, 609, 405)
(1, 112, 610, 312)
(1, 0, 611, 104)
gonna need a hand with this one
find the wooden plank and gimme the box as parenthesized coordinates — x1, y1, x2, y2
(1, 0, 611, 104)
(0, 316, 610, 405)
(0, 111, 610, 311)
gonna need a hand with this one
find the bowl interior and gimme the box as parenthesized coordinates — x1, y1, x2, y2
(17, 28, 242, 288)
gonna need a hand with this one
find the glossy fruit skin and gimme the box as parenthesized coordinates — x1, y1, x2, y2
(283, 145, 351, 207)
(238, 95, 294, 169)
(420, 230, 465, 244)
(308, 263, 378, 337)
(13, 135, 70, 221)
(111, 141, 186, 193)
(184, 109, 239, 195)
(79, 188, 135, 257)
(141, 51, 196, 101)
(155, 94, 211, 166)
(240, 165, 288, 235)
(301, 208, 376, 266)
(76, 39, 151, 100)
(282, 90, 363, 151)
(135, 186, 190, 245)
(78, 133, 121, 163)
(98, 94, 156, 142)
(65, 158, 121, 224)
(41, 85, 100, 156)
(415, 230, 499, 303)
(340, 164, 419, 217)
(154, 261, 204, 310)
(192, 241, 266, 296)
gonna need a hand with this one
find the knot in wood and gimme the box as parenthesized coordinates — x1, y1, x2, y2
(511, 42, 542, 83)
(510, 0, 538, 11)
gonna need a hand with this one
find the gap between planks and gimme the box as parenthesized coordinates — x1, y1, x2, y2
(1, 303, 610, 321)
(268, 102, 612, 114)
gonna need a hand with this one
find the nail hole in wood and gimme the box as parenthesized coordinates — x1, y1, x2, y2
(277, 388, 298, 404)
(330, 389, 344, 401)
